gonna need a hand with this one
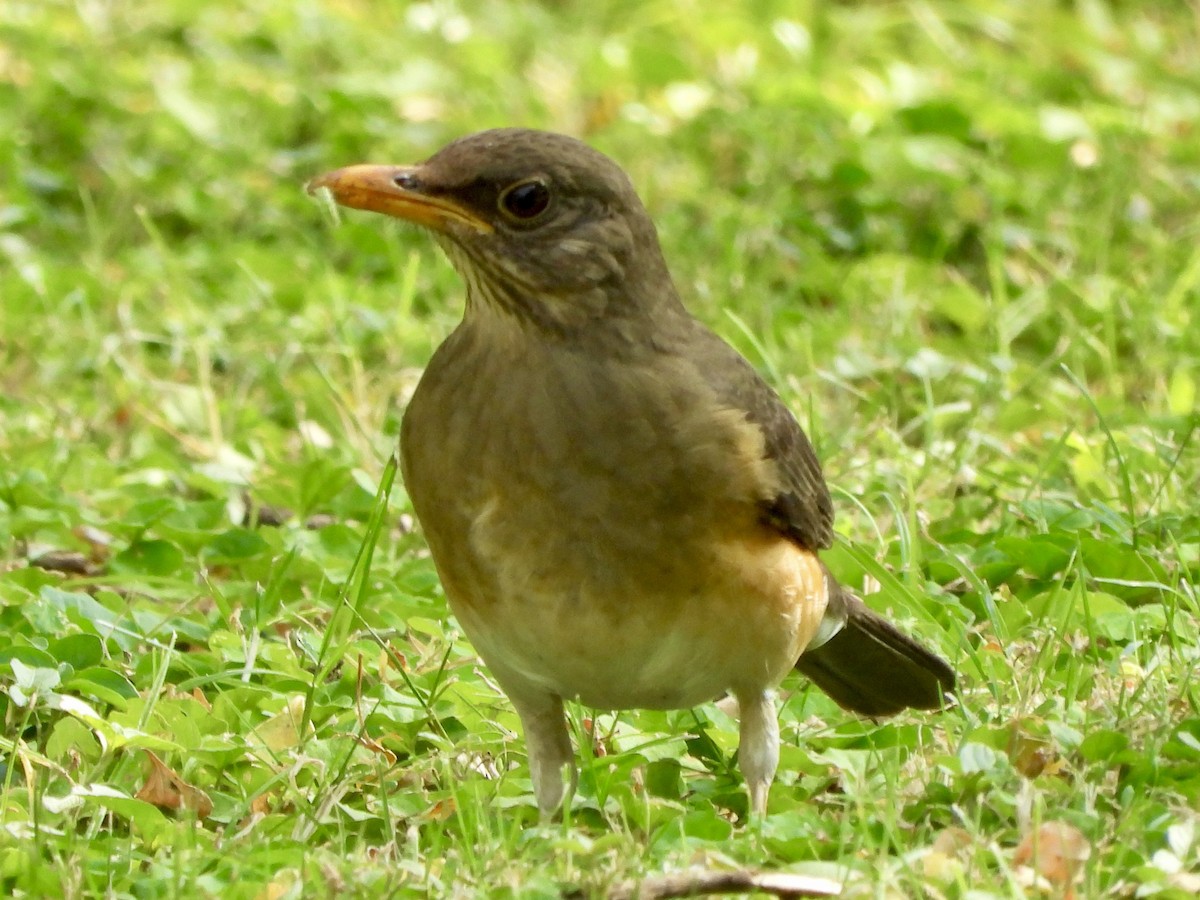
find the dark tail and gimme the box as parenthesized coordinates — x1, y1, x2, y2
(796, 574, 956, 717)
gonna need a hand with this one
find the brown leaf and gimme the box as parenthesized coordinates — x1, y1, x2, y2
(575, 867, 842, 900)
(425, 797, 456, 823)
(136, 750, 213, 819)
(1014, 821, 1090, 891)
(30, 550, 97, 576)
(242, 495, 292, 528)
(356, 734, 397, 765)
(1009, 734, 1058, 779)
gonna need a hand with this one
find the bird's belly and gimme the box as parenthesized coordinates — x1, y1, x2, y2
(450, 515, 830, 709)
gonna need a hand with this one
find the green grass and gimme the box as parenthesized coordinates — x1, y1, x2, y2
(2, 0, 1198, 896)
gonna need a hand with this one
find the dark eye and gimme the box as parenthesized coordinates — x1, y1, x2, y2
(499, 179, 551, 221)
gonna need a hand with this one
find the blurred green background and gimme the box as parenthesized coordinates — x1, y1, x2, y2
(1, 1, 1198, 897)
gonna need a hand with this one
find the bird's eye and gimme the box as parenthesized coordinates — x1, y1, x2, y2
(499, 179, 552, 222)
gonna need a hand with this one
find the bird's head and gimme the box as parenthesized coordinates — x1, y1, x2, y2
(309, 128, 679, 334)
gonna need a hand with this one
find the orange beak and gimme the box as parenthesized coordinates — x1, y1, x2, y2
(306, 164, 493, 234)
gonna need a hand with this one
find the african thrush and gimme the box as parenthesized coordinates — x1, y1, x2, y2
(310, 128, 955, 817)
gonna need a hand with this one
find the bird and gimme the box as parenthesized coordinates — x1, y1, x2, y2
(308, 128, 955, 818)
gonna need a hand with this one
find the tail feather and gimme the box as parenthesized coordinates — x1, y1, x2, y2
(796, 578, 956, 717)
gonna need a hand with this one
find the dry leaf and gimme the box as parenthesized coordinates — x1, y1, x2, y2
(29, 550, 96, 576)
(594, 867, 842, 899)
(1009, 735, 1058, 779)
(136, 750, 213, 819)
(356, 734, 397, 765)
(1014, 821, 1090, 896)
(425, 798, 456, 822)
(253, 696, 308, 752)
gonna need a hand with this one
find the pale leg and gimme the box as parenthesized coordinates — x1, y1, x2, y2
(510, 691, 575, 820)
(736, 689, 779, 817)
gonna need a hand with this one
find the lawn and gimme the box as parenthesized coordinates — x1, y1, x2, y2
(1, 0, 1198, 896)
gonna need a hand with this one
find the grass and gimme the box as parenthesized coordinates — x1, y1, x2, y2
(1, 0, 1198, 896)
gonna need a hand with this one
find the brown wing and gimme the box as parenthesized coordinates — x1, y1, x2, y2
(684, 321, 835, 551)
(677, 318, 957, 712)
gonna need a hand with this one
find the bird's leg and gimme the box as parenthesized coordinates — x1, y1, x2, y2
(510, 691, 575, 820)
(735, 688, 779, 817)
